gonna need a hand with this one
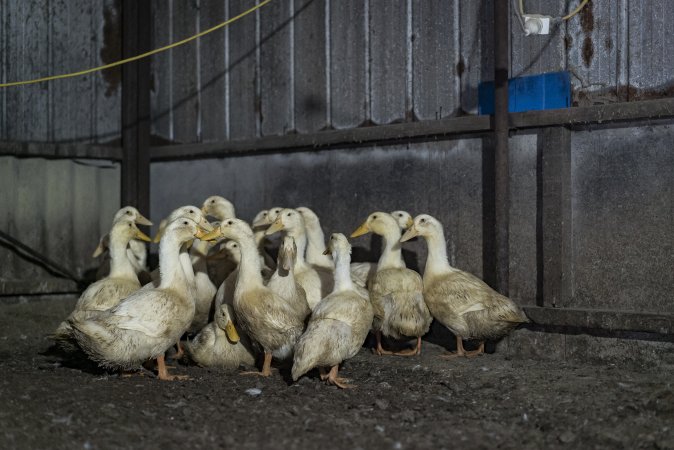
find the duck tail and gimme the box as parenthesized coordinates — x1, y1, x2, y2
(68, 312, 116, 361)
(50, 320, 73, 341)
(291, 326, 326, 381)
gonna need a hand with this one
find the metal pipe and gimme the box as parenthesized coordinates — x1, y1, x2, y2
(493, 0, 510, 295)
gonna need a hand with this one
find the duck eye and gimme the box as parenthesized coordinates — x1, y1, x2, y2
(183, 221, 188, 225)
(128, 223, 132, 227)
(189, 209, 194, 214)
(287, 213, 292, 217)
(211, 200, 215, 204)
(227, 220, 233, 225)
(262, 212, 267, 216)
(126, 211, 132, 215)
(420, 218, 426, 223)
(373, 215, 378, 220)
(398, 213, 403, 217)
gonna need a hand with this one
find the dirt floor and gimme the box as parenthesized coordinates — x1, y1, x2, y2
(1, 296, 672, 450)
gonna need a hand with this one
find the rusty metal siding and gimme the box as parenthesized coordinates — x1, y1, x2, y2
(0, 157, 121, 286)
(566, 0, 621, 105)
(0, 0, 121, 143)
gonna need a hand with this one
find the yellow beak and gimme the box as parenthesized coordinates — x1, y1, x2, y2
(135, 213, 153, 227)
(134, 229, 152, 242)
(92, 241, 106, 258)
(350, 221, 370, 238)
(199, 217, 215, 232)
(199, 227, 223, 242)
(224, 320, 240, 343)
(400, 225, 419, 242)
(405, 217, 414, 229)
(152, 228, 164, 243)
(265, 218, 285, 236)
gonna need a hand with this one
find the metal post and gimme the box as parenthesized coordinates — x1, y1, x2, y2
(121, 0, 151, 215)
(493, 0, 510, 295)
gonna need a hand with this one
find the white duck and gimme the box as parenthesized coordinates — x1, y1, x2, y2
(351, 212, 431, 356)
(349, 210, 413, 288)
(201, 195, 236, 221)
(265, 208, 333, 310)
(93, 206, 152, 280)
(266, 236, 310, 321)
(53, 218, 152, 347)
(296, 207, 334, 269)
(250, 210, 277, 271)
(188, 238, 218, 334)
(292, 234, 373, 388)
(401, 214, 529, 357)
(184, 302, 256, 369)
(202, 219, 306, 377)
(69, 218, 208, 380)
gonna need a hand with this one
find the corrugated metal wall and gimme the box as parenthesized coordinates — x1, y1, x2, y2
(150, 0, 674, 144)
(0, 0, 122, 143)
(0, 2, 122, 293)
(0, 157, 121, 290)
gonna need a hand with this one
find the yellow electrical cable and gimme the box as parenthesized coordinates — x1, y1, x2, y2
(0, 0, 272, 88)
(562, 0, 590, 20)
(519, 0, 590, 22)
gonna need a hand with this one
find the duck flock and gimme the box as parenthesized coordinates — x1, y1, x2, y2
(53, 196, 528, 388)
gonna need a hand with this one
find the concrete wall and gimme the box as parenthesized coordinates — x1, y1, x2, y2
(151, 123, 674, 317)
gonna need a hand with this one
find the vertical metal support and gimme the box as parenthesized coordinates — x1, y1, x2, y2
(493, 0, 510, 295)
(536, 127, 572, 307)
(121, 0, 151, 215)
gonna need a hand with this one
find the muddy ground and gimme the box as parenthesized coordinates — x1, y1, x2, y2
(1, 296, 672, 450)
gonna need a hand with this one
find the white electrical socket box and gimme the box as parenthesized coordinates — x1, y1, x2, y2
(522, 14, 551, 35)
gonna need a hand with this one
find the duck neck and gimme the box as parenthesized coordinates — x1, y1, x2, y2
(254, 229, 266, 249)
(423, 230, 454, 279)
(108, 236, 138, 280)
(377, 228, 405, 270)
(332, 251, 354, 292)
(236, 234, 265, 292)
(158, 236, 189, 293)
(305, 221, 333, 266)
(287, 228, 309, 271)
(190, 239, 209, 274)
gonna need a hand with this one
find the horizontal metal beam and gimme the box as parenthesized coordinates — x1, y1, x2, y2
(511, 97, 674, 130)
(522, 306, 673, 335)
(0, 141, 121, 160)
(2, 98, 673, 161)
(151, 115, 491, 161)
(151, 98, 674, 161)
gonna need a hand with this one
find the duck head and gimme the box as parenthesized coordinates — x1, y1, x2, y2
(350, 212, 399, 238)
(113, 206, 153, 227)
(400, 214, 443, 242)
(201, 196, 236, 221)
(265, 208, 304, 236)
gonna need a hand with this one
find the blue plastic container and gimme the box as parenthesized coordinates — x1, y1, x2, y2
(478, 71, 571, 114)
